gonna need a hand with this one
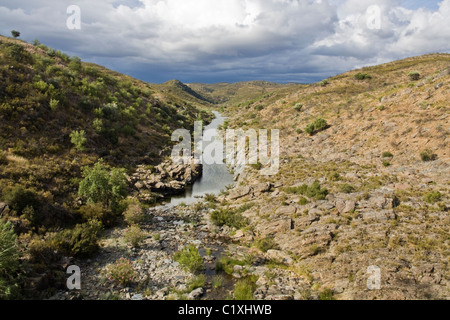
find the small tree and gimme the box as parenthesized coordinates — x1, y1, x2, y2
(70, 130, 87, 151)
(11, 30, 20, 38)
(78, 159, 127, 209)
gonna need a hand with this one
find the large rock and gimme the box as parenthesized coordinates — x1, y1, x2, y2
(188, 288, 204, 300)
(275, 206, 297, 215)
(336, 200, 356, 214)
(228, 186, 252, 200)
(253, 182, 272, 194)
(256, 218, 292, 236)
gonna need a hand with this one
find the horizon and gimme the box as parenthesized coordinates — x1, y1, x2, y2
(1, 0, 449, 84)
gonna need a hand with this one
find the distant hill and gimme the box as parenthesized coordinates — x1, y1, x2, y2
(187, 81, 299, 105)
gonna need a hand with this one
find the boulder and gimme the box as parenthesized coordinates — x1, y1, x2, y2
(275, 206, 297, 215)
(228, 186, 252, 200)
(188, 288, 204, 300)
(257, 218, 292, 237)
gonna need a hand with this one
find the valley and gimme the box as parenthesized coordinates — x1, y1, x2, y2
(0, 35, 448, 300)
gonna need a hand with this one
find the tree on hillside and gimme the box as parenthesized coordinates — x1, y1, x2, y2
(11, 30, 20, 38)
(78, 159, 127, 209)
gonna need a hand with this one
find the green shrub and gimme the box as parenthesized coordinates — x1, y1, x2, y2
(78, 203, 115, 227)
(354, 73, 372, 80)
(0, 221, 20, 299)
(234, 278, 256, 300)
(123, 202, 145, 225)
(212, 275, 224, 289)
(49, 99, 59, 111)
(52, 220, 103, 258)
(3, 43, 32, 63)
(298, 197, 308, 205)
(382, 152, 393, 158)
(28, 237, 59, 264)
(174, 244, 204, 273)
(105, 258, 137, 285)
(420, 149, 437, 162)
(424, 191, 442, 204)
(286, 182, 328, 200)
(319, 287, 335, 300)
(211, 208, 248, 229)
(408, 71, 420, 81)
(254, 235, 278, 253)
(186, 274, 206, 291)
(124, 225, 146, 247)
(320, 80, 329, 87)
(294, 103, 303, 111)
(2, 185, 41, 215)
(382, 161, 391, 167)
(305, 118, 329, 136)
(216, 256, 249, 275)
(70, 130, 87, 151)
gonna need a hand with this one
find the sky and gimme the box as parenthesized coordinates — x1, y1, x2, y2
(0, 0, 449, 84)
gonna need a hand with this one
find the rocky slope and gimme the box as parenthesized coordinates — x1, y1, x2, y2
(218, 54, 449, 300)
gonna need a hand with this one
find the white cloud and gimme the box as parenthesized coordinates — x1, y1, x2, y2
(0, 0, 448, 83)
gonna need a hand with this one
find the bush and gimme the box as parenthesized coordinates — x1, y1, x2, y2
(424, 191, 442, 204)
(254, 235, 278, 253)
(70, 130, 87, 151)
(174, 244, 204, 273)
(286, 182, 328, 200)
(3, 43, 32, 63)
(0, 221, 19, 299)
(305, 118, 329, 136)
(294, 103, 303, 111)
(123, 202, 145, 225)
(52, 220, 102, 258)
(354, 73, 372, 80)
(382, 152, 393, 158)
(320, 287, 335, 300)
(49, 99, 59, 111)
(186, 274, 206, 292)
(105, 258, 137, 285)
(78, 203, 115, 227)
(212, 275, 224, 289)
(216, 256, 249, 275)
(420, 149, 437, 162)
(211, 208, 248, 229)
(2, 185, 41, 215)
(124, 225, 146, 247)
(28, 237, 59, 264)
(408, 71, 420, 81)
(234, 278, 256, 300)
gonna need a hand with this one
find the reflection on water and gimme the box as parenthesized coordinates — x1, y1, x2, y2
(167, 111, 235, 207)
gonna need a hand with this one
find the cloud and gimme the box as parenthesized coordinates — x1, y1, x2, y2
(0, 0, 449, 83)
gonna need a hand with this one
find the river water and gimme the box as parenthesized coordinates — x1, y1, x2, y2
(165, 111, 235, 207)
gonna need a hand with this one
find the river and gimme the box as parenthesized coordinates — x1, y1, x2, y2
(164, 111, 235, 207)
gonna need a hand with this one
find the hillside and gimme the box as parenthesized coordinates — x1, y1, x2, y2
(0, 35, 212, 298)
(217, 53, 449, 299)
